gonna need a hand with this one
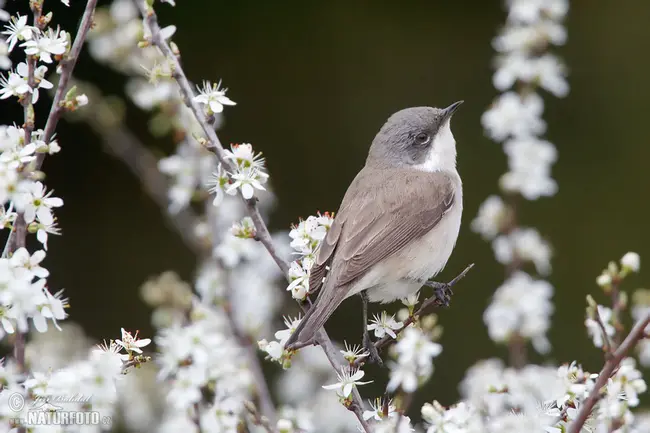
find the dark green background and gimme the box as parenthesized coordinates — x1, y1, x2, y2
(2, 0, 649, 415)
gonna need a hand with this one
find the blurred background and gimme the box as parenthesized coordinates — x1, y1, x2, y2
(2, 0, 650, 419)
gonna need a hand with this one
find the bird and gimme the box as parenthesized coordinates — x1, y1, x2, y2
(284, 102, 464, 363)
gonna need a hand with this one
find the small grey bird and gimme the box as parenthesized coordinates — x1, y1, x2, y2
(285, 102, 464, 362)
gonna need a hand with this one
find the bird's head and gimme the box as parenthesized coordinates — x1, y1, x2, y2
(367, 101, 463, 172)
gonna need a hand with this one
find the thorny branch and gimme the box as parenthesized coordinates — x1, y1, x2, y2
(133, 2, 372, 431)
(567, 312, 650, 433)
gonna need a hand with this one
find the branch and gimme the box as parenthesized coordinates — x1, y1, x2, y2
(136, 1, 288, 276)
(133, 4, 373, 431)
(3, 0, 98, 255)
(567, 312, 650, 433)
(41, 0, 98, 148)
(352, 263, 474, 368)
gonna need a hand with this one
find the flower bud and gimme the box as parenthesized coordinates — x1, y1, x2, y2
(277, 419, 293, 433)
(621, 252, 640, 273)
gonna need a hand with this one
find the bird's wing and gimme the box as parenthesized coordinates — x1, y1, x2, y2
(310, 168, 456, 291)
(287, 167, 456, 347)
(332, 168, 456, 286)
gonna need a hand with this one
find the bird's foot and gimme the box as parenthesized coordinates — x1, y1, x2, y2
(363, 332, 383, 366)
(424, 280, 453, 307)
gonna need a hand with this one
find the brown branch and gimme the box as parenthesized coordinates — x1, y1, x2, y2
(352, 263, 474, 368)
(132, 3, 373, 430)
(40, 0, 98, 148)
(136, 2, 288, 277)
(567, 312, 650, 433)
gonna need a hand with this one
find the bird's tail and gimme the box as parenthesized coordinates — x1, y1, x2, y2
(284, 284, 346, 349)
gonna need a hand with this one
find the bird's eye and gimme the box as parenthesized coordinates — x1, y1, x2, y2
(414, 132, 431, 146)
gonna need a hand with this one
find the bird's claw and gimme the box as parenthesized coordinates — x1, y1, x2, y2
(363, 332, 383, 366)
(424, 280, 453, 307)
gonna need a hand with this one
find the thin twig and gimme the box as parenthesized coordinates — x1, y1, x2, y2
(133, 3, 371, 431)
(567, 312, 650, 433)
(137, 2, 288, 276)
(41, 0, 98, 147)
(593, 304, 614, 356)
(352, 263, 474, 368)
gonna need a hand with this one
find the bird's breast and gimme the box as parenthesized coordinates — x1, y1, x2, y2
(348, 179, 463, 303)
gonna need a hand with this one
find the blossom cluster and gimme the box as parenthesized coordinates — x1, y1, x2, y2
(473, 0, 567, 357)
(0, 329, 151, 431)
(287, 213, 333, 300)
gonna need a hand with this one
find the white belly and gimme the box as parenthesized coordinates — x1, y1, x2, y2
(347, 184, 463, 303)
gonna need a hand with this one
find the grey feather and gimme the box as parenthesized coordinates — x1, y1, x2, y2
(285, 167, 455, 347)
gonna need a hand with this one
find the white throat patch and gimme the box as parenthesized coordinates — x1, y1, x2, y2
(414, 121, 456, 173)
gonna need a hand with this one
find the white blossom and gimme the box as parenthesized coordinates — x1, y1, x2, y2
(387, 327, 442, 392)
(20, 27, 68, 64)
(15, 181, 63, 225)
(500, 137, 558, 199)
(115, 327, 151, 354)
(492, 227, 552, 274)
(2, 15, 34, 51)
(621, 252, 640, 273)
(322, 367, 372, 398)
(471, 195, 507, 240)
(0, 69, 31, 99)
(367, 311, 402, 339)
(584, 305, 615, 349)
(193, 80, 236, 114)
(484, 271, 554, 353)
(481, 92, 546, 141)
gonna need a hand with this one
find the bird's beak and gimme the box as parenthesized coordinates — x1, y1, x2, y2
(442, 100, 464, 121)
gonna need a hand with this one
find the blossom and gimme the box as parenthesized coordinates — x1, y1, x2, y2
(367, 311, 402, 339)
(421, 400, 477, 433)
(387, 327, 442, 392)
(0, 69, 31, 99)
(2, 15, 34, 51)
(224, 143, 265, 172)
(610, 357, 646, 407)
(500, 137, 558, 199)
(492, 227, 552, 275)
(506, 0, 569, 24)
(20, 27, 68, 63)
(225, 166, 267, 200)
(481, 92, 546, 141)
(16, 181, 63, 225)
(584, 305, 615, 349)
(34, 219, 61, 250)
(483, 271, 554, 353)
(115, 328, 151, 354)
(322, 367, 372, 398)
(0, 140, 36, 169)
(340, 342, 369, 364)
(193, 80, 236, 114)
(287, 261, 309, 300)
(363, 397, 397, 421)
(621, 252, 640, 273)
(274, 315, 302, 346)
(9, 247, 49, 280)
(471, 195, 507, 240)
